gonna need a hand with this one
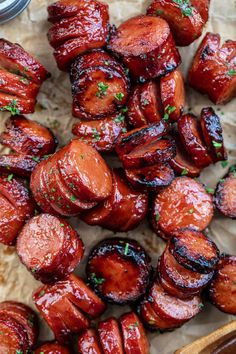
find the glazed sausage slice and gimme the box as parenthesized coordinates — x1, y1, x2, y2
(178, 114, 212, 168)
(120, 312, 149, 354)
(70, 50, 129, 119)
(0, 39, 50, 84)
(35, 341, 70, 354)
(200, 107, 227, 163)
(208, 255, 236, 315)
(214, 166, 236, 218)
(78, 329, 103, 354)
(139, 278, 202, 330)
(0, 93, 36, 114)
(86, 238, 152, 305)
(0, 154, 38, 178)
(98, 318, 124, 354)
(108, 15, 181, 81)
(0, 115, 57, 157)
(147, 0, 205, 46)
(169, 229, 220, 274)
(125, 163, 175, 191)
(127, 82, 163, 128)
(0, 314, 29, 352)
(0, 301, 38, 348)
(159, 246, 214, 296)
(151, 177, 214, 239)
(188, 32, 236, 104)
(17, 214, 84, 283)
(81, 169, 148, 232)
(72, 115, 127, 153)
(160, 70, 185, 122)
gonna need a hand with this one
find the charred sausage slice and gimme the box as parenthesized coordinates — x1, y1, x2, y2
(169, 229, 220, 273)
(98, 318, 124, 354)
(35, 341, 70, 354)
(120, 312, 150, 354)
(147, 0, 205, 46)
(0, 301, 38, 348)
(151, 177, 214, 239)
(0, 93, 36, 114)
(0, 314, 29, 352)
(78, 329, 103, 354)
(17, 214, 84, 283)
(214, 166, 236, 218)
(200, 107, 227, 162)
(208, 255, 236, 315)
(81, 168, 148, 232)
(72, 115, 127, 153)
(160, 70, 185, 122)
(125, 163, 175, 191)
(108, 15, 181, 81)
(0, 154, 38, 178)
(87, 238, 152, 305)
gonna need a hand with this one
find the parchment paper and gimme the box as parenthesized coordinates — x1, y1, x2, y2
(0, 1, 235, 353)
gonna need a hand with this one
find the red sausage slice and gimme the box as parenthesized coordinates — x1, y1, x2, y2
(151, 177, 214, 239)
(169, 229, 220, 274)
(0, 92, 36, 114)
(108, 15, 181, 81)
(17, 214, 84, 283)
(81, 169, 148, 232)
(78, 329, 103, 354)
(178, 114, 212, 168)
(120, 312, 149, 354)
(200, 107, 227, 162)
(98, 318, 124, 354)
(0, 154, 38, 178)
(0, 314, 29, 353)
(208, 255, 236, 315)
(35, 341, 70, 354)
(160, 70, 185, 122)
(87, 238, 152, 305)
(214, 167, 236, 218)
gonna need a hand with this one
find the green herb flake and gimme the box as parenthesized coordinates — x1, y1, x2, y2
(0, 99, 20, 115)
(155, 212, 160, 222)
(16, 350, 23, 354)
(142, 99, 150, 106)
(32, 156, 40, 162)
(39, 290, 45, 297)
(173, 0, 194, 17)
(188, 208, 194, 214)
(212, 141, 222, 149)
(124, 242, 129, 256)
(181, 169, 188, 176)
(228, 69, 236, 76)
(114, 92, 125, 101)
(92, 128, 101, 141)
(221, 161, 229, 168)
(156, 9, 164, 15)
(104, 60, 110, 65)
(7, 174, 13, 182)
(122, 128, 127, 133)
(91, 273, 105, 285)
(70, 195, 77, 202)
(60, 223, 65, 227)
(96, 82, 109, 98)
(198, 303, 204, 309)
(205, 187, 214, 194)
(163, 104, 176, 121)
(114, 114, 125, 123)
(20, 77, 29, 85)
(128, 321, 139, 330)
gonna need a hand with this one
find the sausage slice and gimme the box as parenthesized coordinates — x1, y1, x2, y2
(98, 318, 124, 354)
(208, 255, 236, 315)
(87, 238, 152, 305)
(78, 329, 103, 354)
(169, 229, 220, 274)
(108, 15, 181, 81)
(0, 154, 38, 178)
(214, 166, 236, 218)
(0, 314, 29, 352)
(178, 114, 212, 168)
(200, 107, 227, 162)
(81, 169, 148, 232)
(151, 177, 214, 239)
(120, 312, 149, 354)
(17, 214, 84, 283)
(125, 163, 175, 191)
(160, 70, 185, 122)
(0, 92, 36, 114)
(35, 341, 70, 354)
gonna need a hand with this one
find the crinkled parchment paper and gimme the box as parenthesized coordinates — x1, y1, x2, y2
(0, 0, 235, 352)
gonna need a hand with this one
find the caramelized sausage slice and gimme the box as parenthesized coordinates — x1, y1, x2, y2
(214, 166, 236, 218)
(140, 278, 202, 330)
(151, 177, 214, 239)
(159, 246, 214, 295)
(178, 114, 213, 168)
(81, 169, 148, 232)
(200, 107, 227, 162)
(98, 318, 124, 354)
(78, 329, 103, 354)
(17, 214, 84, 283)
(127, 81, 163, 128)
(35, 341, 70, 354)
(120, 312, 149, 354)
(125, 163, 175, 191)
(0, 115, 57, 157)
(160, 70, 185, 122)
(0, 92, 36, 114)
(147, 0, 205, 46)
(0, 39, 50, 84)
(108, 15, 181, 81)
(169, 229, 220, 273)
(0, 154, 38, 178)
(72, 115, 127, 153)
(188, 32, 236, 104)
(0, 314, 29, 352)
(0, 301, 38, 348)
(87, 238, 152, 305)
(208, 255, 236, 315)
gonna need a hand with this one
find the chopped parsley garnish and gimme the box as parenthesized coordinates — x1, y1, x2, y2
(221, 160, 229, 168)
(173, 0, 194, 17)
(70, 195, 77, 202)
(122, 128, 127, 133)
(20, 77, 29, 85)
(38, 290, 45, 297)
(142, 99, 150, 106)
(155, 212, 160, 222)
(114, 92, 124, 101)
(16, 350, 23, 354)
(114, 114, 125, 123)
(91, 273, 105, 285)
(128, 321, 139, 329)
(32, 156, 40, 162)
(156, 9, 164, 15)
(205, 187, 214, 194)
(104, 60, 110, 65)
(188, 208, 194, 214)
(92, 128, 101, 141)
(198, 303, 204, 309)
(60, 223, 65, 227)
(0, 99, 20, 115)
(181, 169, 188, 176)
(96, 82, 109, 98)
(124, 242, 129, 255)
(212, 141, 222, 149)
(7, 174, 13, 182)
(163, 105, 176, 120)
(228, 69, 236, 76)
